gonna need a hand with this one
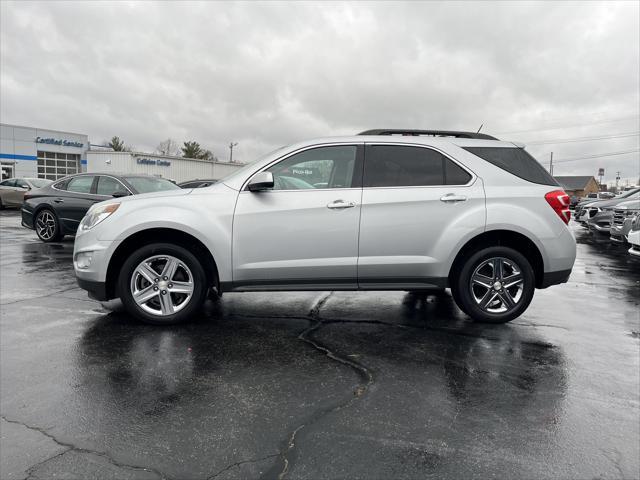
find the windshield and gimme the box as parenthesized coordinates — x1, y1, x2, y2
(124, 176, 180, 193)
(28, 179, 52, 188)
(620, 188, 640, 198)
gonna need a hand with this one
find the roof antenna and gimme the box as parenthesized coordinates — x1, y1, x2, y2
(476, 123, 484, 133)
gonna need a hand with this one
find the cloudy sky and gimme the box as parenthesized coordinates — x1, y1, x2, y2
(1, 1, 638, 185)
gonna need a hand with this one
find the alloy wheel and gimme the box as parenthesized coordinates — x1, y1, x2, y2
(130, 255, 195, 316)
(36, 211, 57, 241)
(469, 257, 524, 314)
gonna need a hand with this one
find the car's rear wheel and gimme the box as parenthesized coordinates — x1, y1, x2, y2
(35, 209, 63, 242)
(452, 246, 535, 323)
(118, 243, 208, 325)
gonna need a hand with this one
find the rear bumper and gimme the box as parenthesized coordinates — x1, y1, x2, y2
(77, 278, 110, 301)
(539, 269, 571, 289)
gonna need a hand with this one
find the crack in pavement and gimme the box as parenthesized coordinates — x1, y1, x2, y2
(206, 453, 280, 479)
(259, 292, 376, 480)
(0, 416, 169, 480)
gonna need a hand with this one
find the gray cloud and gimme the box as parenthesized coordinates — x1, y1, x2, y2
(1, 1, 638, 185)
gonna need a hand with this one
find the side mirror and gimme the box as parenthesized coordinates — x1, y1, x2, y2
(247, 171, 274, 192)
(112, 191, 130, 198)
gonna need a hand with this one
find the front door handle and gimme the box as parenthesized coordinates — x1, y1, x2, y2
(440, 193, 467, 203)
(327, 199, 356, 210)
(53, 198, 64, 204)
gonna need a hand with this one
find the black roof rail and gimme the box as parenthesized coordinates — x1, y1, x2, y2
(357, 129, 499, 140)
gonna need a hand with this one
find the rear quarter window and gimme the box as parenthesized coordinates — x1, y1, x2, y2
(463, 147, 558, 186)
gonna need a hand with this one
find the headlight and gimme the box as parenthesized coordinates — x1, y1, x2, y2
(79, 203, 120, 231)
(632, 215, 640, 232)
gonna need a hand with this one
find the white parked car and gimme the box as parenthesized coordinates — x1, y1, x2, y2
(73, 129, 576, 325)
(628, 215, 640, 257)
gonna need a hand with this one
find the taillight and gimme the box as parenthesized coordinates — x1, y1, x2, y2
(545, 190, 571, 225)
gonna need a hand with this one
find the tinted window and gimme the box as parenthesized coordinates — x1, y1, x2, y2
(267, 145, 357, 190)
(364, 145, 468, 187)
(463, 147, 558, 186)
(0, 179, 15, 187)
(97, 176, 128, 196)
(66, 176, 95, 194)
(124, 177, 180, 193)
(445, 159, 472, 185)
(15, 179, 29, 188)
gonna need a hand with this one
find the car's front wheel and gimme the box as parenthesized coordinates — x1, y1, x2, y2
(118, 243, 208, 325)
(35, 209, 63, 242)
(452, 246, 535, 323)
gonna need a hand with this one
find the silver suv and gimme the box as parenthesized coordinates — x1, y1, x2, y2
(73, 129, 576, 325)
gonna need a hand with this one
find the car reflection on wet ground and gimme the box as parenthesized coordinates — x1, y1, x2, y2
(1, 209, 638, 480)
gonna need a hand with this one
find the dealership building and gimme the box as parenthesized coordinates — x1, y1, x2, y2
(1, 123, 244, 183)
(1, 123, 89, 181)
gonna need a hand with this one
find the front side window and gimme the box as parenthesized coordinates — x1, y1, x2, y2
(15, 179, 29, 189)
(66, 176, 95, 194)
(364, 145, 470, 187)
(266, 145, 357, 190)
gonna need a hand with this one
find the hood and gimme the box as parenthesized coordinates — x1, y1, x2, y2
(578, 196, 631, 208)
(616, 199, 640, 210)
(118, 188, 192, 203)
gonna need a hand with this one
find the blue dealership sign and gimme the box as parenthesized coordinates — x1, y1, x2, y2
(36, 137, 84, 148)
(136, 157, 171, 167)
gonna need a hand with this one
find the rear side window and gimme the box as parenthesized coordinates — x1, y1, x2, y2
(0, 179, 15, 187)
(463, 147, 558, 186)
(364, 145, 471, 187)
(66, 176, 95, 194)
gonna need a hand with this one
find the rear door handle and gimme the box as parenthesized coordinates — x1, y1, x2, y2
(440, 194, 467, 203)
(53, 198, 64, 204)
(327, 199, 356, 210)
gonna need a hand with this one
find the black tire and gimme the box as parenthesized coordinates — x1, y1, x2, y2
(0, 197, 4, 210)
(35, 208, 63, 242)
(118, 243, 208, 325)
(451, 246, 535, 324)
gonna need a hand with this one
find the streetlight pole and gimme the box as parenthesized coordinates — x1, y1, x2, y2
(229, 142, 238, 163)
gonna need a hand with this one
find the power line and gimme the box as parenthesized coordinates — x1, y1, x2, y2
(551, 149, 640, 164)
(495, 114, 640, 135)
(527, 131, 639, 145)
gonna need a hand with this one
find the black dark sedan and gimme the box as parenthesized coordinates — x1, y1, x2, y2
(22, 173, 180, 242)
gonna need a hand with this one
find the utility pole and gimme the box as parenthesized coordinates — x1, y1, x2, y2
(549, 152, 553, 175)
(615, 171, 621, 193)
(229, 142, 238, 163)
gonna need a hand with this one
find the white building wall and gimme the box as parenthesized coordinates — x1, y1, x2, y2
(86, 151, 245, 183)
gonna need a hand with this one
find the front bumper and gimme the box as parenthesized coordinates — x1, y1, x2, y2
(77, 278, 109, 301)
(587, 211, 613, 233)
(74, 227, 121, 300)
(539, 269, 572, 289)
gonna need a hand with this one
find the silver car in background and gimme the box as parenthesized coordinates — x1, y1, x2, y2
(610, 200, 640, 244)
(73, 129, 576, 325)
(0, 177, 52, 209)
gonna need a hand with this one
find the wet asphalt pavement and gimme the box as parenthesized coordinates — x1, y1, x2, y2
(0, 209, 639, 480)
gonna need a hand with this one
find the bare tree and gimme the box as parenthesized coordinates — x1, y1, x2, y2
(155, 138, 181, 156)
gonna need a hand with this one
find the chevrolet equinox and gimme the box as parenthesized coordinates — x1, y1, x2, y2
(74, 129, 576, 325)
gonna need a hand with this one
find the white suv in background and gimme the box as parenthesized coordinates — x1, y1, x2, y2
(73, 129, 576, 325)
